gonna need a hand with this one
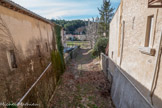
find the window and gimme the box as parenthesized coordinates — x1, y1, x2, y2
(45, 42, 48, 52)
(36, 45, 41, 57)
(9, 50, 17, 68)
(145, 15, 154, 47)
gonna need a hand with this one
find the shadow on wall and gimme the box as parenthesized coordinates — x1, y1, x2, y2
(0, 14, 57, 107)
(0, 38, 54, 103)
(101, 54, 162, 108)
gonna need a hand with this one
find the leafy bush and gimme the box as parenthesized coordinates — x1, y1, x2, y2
(92, 37, 108, 56)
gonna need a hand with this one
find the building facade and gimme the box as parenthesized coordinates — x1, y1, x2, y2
(109, 0, 162, 107)
(0, 0, 56, 104)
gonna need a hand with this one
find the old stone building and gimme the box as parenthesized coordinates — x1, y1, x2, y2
(109, 0, 162, 108)
(0, 0, 57, 105)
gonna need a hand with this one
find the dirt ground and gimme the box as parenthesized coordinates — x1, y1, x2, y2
(50, 48, 114, 108)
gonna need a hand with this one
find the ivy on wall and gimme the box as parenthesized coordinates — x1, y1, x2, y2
(51, 24, 65, 82)
(54, 24, 65, 68)
(51, 50, 64, 82)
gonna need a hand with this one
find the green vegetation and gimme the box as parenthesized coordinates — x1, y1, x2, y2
(51, 19, 87, 34)
(92, 37, 108, 56)
(7, 103, 17, 108)
(98, 0, 114, 37)
(51, 24, 65, 81)
(54, 24, 65, 69)
(51, 50, 64, 82)
(66, 41, 90, 48)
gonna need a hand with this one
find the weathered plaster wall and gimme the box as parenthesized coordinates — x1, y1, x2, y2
(109, 0, 162, 107)
(109, 5, 121, 63)
(0, 5, 53, 57)
(0, 5, 55, 104)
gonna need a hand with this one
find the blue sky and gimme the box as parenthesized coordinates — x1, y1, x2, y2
(11, 0, 120, 20)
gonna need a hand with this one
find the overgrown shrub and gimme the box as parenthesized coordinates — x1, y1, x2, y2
(92, 37, 108, 56)
(54, 25, 65, 68)
(51, 50, 64, 82)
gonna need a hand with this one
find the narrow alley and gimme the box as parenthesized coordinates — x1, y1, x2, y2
(50, 48, 114, 108)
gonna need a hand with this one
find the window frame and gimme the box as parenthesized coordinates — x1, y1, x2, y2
(145, 15, 154, 47)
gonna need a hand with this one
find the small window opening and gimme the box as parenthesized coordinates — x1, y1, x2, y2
(10, 50, 17, 68)
(36, 45, 41, 57)
(111, 51, 114, 59)
(45, 42, 48, 52)
(145, 15, 154, 47)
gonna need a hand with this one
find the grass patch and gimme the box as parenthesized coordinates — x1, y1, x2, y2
(66, 41, 90, 48)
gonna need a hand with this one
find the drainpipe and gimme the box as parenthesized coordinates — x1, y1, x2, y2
(119, 21, 125, 66)
(150, 32, 162, 105)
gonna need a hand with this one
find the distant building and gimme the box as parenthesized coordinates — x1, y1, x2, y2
(75, 35, 86, 41)
(65, 34, 86, 41)
(74, 26, 86, 35)
(108, 0, 162, 108)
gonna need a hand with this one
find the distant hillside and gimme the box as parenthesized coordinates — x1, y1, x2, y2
(51, 19, 87, 34)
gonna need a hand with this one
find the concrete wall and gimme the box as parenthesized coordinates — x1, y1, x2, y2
(109, 0, 162, 107)
(101, 53, 153, 108)
(64, 46, 80, 64)
(0, 5, 55, 104)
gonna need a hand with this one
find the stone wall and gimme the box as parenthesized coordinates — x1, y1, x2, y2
(109, 0, 162, 107)
(64, 46, 80, 64)
(0, 4, 56, 105)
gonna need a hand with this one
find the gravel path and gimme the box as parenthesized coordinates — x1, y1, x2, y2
(50, 48, 114, 108)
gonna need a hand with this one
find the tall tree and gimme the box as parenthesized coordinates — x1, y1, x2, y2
(98, 0, 114, 37)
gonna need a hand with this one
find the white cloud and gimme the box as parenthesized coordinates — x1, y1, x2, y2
(43, 8, 97, 19)
(11, 0, 118, 20)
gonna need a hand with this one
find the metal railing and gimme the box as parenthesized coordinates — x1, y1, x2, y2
(17, 62, 52, 106)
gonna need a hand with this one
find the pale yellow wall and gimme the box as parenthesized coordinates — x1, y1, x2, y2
(109, 4, 121, 63)
(0, 5, 55, 102)
(121, 0, 157, 90)
(109, 0, 162, 107)
(0, 5, 53, 58)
